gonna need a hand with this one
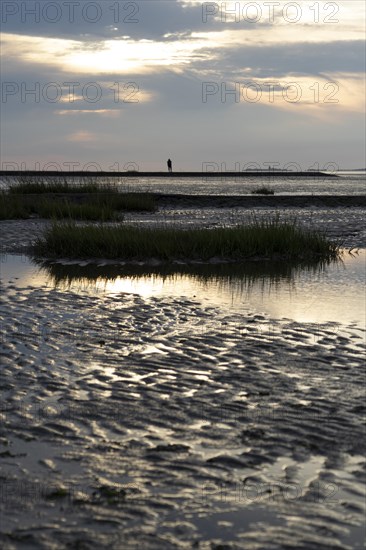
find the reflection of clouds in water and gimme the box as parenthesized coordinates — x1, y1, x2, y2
(2, 251, 364, 328)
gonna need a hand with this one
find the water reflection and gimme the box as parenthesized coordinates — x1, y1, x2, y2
(32, 252, 365, 327)
(37, 257, 335, 292)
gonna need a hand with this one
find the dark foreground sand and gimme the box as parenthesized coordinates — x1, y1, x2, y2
(0, 202, 365, 549)
(1, 273, 365, 549)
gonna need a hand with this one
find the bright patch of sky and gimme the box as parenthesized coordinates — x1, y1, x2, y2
(1, 0, 365, 169)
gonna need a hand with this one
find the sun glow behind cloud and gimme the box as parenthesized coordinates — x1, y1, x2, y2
(56, 109, 120, 116)
(1, 31, 364, 121)
(67, 131, 97, 142)
(2, 10, 363, 77)
(216, 74, 366, 117)
(1, 0, 365, 167)
(1, 32, 218, 75)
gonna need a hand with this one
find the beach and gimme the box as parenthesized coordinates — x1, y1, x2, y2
(1, 182, 365, 549)
(3, 0, 365, 544)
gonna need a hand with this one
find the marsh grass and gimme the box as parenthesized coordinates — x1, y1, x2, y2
(0, 190, 155, 220)
(34, 218, 340, 261)
(0, 194, 118, 221)
(0, 194, 30, 219)
(6, 176, 156, 210)
(8, 176, 118, 194)
(251, 186, 275, 195)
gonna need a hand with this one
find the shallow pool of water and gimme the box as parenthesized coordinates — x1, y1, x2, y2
(1, 251, 365, 329)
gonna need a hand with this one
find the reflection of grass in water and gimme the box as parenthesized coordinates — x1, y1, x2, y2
(37, 256, 339, 294)
(34, 219, 340, 261)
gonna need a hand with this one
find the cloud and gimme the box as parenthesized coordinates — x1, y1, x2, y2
(2, 1, 364, 42)
(67, 130, 97, 142)
(0, 0, 214, 40)
(1, 32, 219, 75)
(56, 109, 120, 116)
(1, 0, 365, 168)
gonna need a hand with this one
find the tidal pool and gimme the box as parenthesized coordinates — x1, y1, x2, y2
(1, 250, 365, 327)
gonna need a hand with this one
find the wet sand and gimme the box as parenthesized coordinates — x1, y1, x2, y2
(155, 194, 366, 208)
(0, 204, 365, 549)
(1, 270, 365, 549)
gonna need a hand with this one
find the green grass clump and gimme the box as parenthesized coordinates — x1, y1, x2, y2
(0, 190, 156, 219)
(0, 194, 118, 221)
(251, 186, 275, 195)
(0, 194, 30, 219)
(2, 176, 156, 216)
(34, 219, 339, 261)
(8, 176, 117, 194)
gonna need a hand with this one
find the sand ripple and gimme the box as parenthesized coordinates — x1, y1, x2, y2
(0, 279, 365, 549)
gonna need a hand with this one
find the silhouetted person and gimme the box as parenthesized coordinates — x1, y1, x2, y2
(167, 159, 172, 173)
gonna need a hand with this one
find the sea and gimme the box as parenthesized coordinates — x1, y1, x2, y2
(0, 170, 365, 195)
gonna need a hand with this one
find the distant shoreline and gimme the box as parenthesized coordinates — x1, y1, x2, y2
(0, 171, 338, 178)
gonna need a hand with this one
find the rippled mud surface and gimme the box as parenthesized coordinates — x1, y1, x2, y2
(0, 252, 365, 549)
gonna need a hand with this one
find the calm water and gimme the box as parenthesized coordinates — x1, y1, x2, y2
(2, 250, 365, 329)
(120, 172, 366, 196)
(1, 171, 365, 195)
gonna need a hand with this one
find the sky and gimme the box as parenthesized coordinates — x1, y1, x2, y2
(1, 0, 365, 171)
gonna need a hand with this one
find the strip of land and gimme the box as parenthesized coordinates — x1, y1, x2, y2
(0, 171, 338, 178)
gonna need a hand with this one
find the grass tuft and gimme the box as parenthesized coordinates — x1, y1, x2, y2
(8, 176, 118, 194)
(0, 190, 156, 220)
(0, 193, 119, 221)
(34, 218, 340, 262)
(0, 194, 30, 219)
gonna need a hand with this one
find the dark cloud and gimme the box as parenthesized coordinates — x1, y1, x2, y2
(1, 0, 216, 40)
(217, 40, 366, 78)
